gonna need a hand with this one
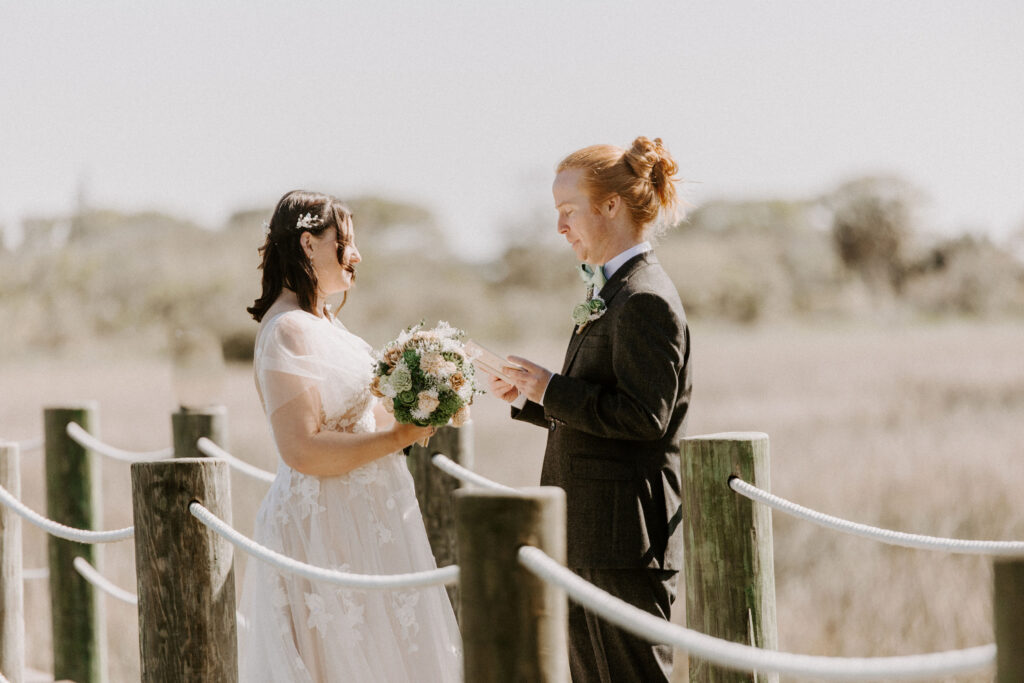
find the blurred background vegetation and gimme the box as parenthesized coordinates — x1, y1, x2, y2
(1, 173, 1022, 363)
(3, 176, 1022, 681)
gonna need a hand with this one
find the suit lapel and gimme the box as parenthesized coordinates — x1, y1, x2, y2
(560, 252, 655, 375)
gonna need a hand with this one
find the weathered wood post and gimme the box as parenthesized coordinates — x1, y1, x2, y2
(44, 404, 107, 683)
(172, 405, 227, 459)
(1, 442, 25, 681)
(681, 432, 778, 683)
(994, 558, 1024, 681)
(408, 423, 472, 609)
(131, 458, 237, 681)
(455, 486, 567, 682)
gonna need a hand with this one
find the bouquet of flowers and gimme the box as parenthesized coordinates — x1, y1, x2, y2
(370, 321, 481, 433)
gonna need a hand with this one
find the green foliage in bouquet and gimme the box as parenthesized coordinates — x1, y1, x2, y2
(371, 321, 481, 428)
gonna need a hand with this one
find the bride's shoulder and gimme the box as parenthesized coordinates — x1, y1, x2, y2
(257, 309, 317, 353)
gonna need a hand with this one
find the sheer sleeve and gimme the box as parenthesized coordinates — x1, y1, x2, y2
(255, 313, 327, 418)
(254, 311, 376, 424)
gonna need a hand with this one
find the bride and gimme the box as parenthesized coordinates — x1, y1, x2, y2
(236, 190, 463, 681)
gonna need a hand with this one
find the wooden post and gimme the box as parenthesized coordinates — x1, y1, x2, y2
(1, 442, 25, 681)
(407, 423, 472, 609)
(172, 405, 227, 459)
(455, 486, 567, 682)
(44, 404, 107, 683)
(681, 432, 778, 683)
(131, 458, 237, 681)
(995, 558, 1024, 682)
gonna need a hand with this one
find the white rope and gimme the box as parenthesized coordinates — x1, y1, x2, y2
(14, 437, 42, 453)
(72, 557, 254, 630)
(197, 437, 276, 483)
(73, 557, 138, 605)
(730, 477, 1024, 556)
(189, 502, 458, 589)
(0, 483, 134, 543)
(66, 422, 173, 462)
(0, 670, 52, 683)
(22, 567, 50, 580)
(517, 546, 994, 680)
(431, 454, 518, 492)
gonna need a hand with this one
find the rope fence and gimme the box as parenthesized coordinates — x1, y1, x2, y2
(730, 476, 1024, 556)
(0, 671, 52, 683)
(66, 422, 172, 462)
(517, 545, 995, 680)
(8, 410, 1023, 681)
(188, 501, 459, 589)
(196, 437, 276, 483)
(13, 437, 42, 453)
(73, 557, 138, 606)
(0, 482, 133, 543)
(431, 453, 518, 492)
(71, 556, 252, 630)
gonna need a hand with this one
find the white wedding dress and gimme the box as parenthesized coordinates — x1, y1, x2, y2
(237, 297, 463, 682)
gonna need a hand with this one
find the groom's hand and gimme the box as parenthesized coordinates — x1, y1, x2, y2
(506, 356, 553, 405)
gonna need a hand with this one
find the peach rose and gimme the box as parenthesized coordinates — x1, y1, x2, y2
(420, 352, 447, 377)
(384, 347, 404, 369)
(417, 391, 441, 415)
(449, 372, 465, 392)
(452, 404, 471, 427)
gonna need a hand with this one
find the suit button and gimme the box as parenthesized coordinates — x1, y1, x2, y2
(548, 420, 557, 432)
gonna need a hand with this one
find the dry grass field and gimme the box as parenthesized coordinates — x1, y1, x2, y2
(3, 319, 1023, 682)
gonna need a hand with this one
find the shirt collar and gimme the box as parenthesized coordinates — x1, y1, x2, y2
(602, 241, 652, 280)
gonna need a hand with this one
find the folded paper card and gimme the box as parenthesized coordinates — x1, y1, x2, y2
(465, 340, 523, 385)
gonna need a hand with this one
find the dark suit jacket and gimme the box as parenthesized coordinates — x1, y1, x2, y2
(513, 251, 690, 570)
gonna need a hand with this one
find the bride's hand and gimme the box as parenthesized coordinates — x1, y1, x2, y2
(487, 374, 519, 402)
(391, 421, 436, 449)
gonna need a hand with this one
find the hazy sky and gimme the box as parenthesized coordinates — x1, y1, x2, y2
(2, 1, 1022, 258)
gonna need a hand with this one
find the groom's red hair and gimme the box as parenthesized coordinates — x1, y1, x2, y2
(558, 136, 682, 234)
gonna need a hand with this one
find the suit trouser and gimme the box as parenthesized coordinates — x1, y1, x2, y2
(568, 567, 678, 683)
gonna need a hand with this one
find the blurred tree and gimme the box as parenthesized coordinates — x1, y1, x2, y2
(491, 201, 576, 294)
(682, 198, 825, 236)
(826, 175, 923, 294)
(225, 208, 269, 235)
(346, 195, 445, 254)
(1008, 221, 1024, 264)
(903, 234, 1024, 316)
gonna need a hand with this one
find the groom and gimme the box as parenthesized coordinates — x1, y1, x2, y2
(491, 139, 691, 682)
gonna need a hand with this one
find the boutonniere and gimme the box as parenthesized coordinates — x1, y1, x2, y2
(572, 286, 607, 334)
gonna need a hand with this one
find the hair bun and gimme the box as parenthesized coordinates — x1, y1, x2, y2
(625, 136, 679, 212)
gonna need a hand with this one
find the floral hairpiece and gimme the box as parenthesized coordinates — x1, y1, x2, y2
(296, 212, 323, 230)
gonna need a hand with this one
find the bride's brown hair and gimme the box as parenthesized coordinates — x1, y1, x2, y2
(557, 136, 682, 236)
(247, 190, 354, 322)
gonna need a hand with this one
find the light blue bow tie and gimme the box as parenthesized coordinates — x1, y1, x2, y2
(579, 263, 607, 292)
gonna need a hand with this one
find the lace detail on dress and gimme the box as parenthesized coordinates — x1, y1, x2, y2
(391, 590, 422, 654)
(305, 592, 335, 637)
(319, 392, 375, 435)
(296, 476, 326, 519)
(334, 563, 366, 640)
